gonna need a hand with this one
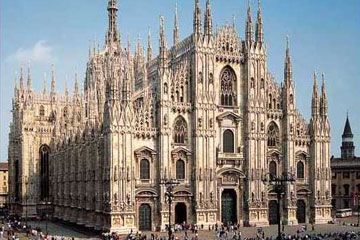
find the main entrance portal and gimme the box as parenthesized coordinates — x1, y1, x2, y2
(221, 189, 237, 224)
(296, 200, 306, 223)
(268, 200, 279, 225)
(139, 204, 151, 231)
(175, 202, 187, 224)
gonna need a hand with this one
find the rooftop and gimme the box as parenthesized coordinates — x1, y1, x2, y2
(0, 162, 8, 171)
(331, 157, 360, 169)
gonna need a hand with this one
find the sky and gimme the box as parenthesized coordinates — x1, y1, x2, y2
(1, 0, 359, 161)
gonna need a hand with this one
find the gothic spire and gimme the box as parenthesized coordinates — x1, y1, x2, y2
(93, 39, 96, 56)
(122, 63, 132, 102)
(136, 35, 141, 55)
(43, 73, 47, 95)
(19, 66, 24, 90)
(159, 16, 166, 54)
(284, 36, 292, 85)
(51, 64, 56, 93)
(74, 72, 79, 95)
(173, 3, 180, 45)
(311, 72, 319, 117)
(147, 28, 153, 62)
(204, 0, 213, 37)
(255, 0, 264, 46)
(14, 73, 18, 89)
(88, 42, 92, 58)
(320, 73, 328, 117)
(106, 0, 120, 47)
(245, 2, 254, 45)
(27, 62, 32, 90)
(14, 72, 18, 97)
(64, 80, 69, 98)
(193, 0, 202, 37)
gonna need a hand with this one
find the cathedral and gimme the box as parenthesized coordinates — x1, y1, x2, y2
(8, 0, 333, 233)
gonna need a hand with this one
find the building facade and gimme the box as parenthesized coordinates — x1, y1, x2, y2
(331, 116, 360, 210)
(0, 163, 8, 208)
(8, 0, 332, 233)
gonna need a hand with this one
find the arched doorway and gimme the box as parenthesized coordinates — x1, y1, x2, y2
(296, 200, 306, 223)
(39, 145, 50, 201)
(175, 202, 187, 224)
(268, 200, 279, 225)
(221, 189, 237, 225)
(139, 204, 151, 231)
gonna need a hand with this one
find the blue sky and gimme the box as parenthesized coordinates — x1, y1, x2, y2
(1, 0, 359, 161)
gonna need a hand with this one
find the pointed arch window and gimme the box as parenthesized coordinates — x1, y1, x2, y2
(260, 78, 265, 89)
(40, 145, 50, 201)
(164, 82, 168, 94)
(140, 159, 150, 180)
(176, 160, 185, 180)
(250, 78, 255, 88)
(223, 129, 235, 153)
(174, 116, 187, 144)
(267, 122, 279, 147)
(268, 94, 272, 109)
(273, 99, 276, 110)
(63, 106, 68, 118)
(297, 161, 305, 179)
(39, 105, 45, 116)
(220, 66, 237, 106)
(269, 161, 277, 177)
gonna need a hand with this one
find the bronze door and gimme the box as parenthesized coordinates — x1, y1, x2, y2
(139, 204, 151, 231)
(221, 189, 237, 224)
(268, 200, 279, 225)
(296, 200, 306, 223)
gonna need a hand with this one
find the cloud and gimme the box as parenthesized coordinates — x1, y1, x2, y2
(6, 40, 55, 64)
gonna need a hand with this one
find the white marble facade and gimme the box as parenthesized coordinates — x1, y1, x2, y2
(8, 0, 332, 233)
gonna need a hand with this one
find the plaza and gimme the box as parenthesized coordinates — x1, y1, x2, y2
(2, 220, 360, 239)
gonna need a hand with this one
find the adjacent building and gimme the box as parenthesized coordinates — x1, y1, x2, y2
(8, 0, 332, 233)
(0, 162, 9, 208)
(331, 116, 360, 210)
